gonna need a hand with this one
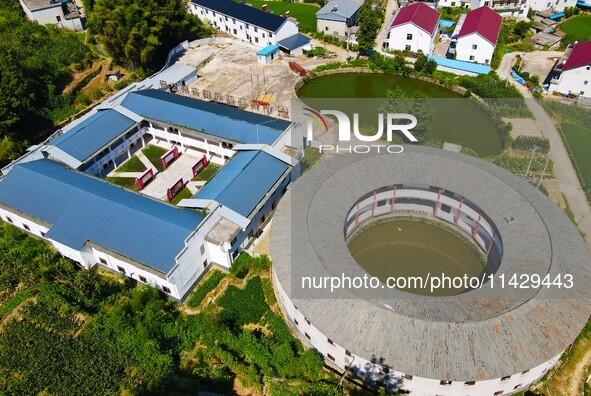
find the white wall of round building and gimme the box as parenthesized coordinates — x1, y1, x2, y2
(273, 270, 560, 395)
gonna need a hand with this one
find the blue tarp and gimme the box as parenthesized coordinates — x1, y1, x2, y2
(549, 12, 565, 19)
(511, 70, 526, 85)
(427, 56, 491, 75)
(577, 1, 591, 7)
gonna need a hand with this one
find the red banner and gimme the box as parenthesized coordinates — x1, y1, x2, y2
(192, 155, 208, 177)
(135, 168, 154, 191)
(166, 178, 185, 202)
(161, 146, 180, 170)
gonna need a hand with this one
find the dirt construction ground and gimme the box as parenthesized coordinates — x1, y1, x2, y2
(175, 38, 348, 118)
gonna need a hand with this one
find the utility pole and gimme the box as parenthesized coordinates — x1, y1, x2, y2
(525, 150, 535, 178)
(537, 155, 550, 188)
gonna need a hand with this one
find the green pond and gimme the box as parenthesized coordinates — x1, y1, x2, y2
(297, 73, 503, 157)
(348, 220, 485, 296)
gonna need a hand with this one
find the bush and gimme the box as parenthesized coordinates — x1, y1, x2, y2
(218, 277, 269, 327)
(229, 253, 270, 279)
(186, 270, 226, 308)
(512, 135, 550, 153)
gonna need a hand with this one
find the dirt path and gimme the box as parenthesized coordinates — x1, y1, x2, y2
(0, 297, 35, 333)
(567, 345, 591, 395)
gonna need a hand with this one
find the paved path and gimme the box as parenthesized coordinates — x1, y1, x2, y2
(141, 153, 200, 201)
(498, 53, 591, 250)
(136, 151, 156, 171)
(375, 0, 398, 52)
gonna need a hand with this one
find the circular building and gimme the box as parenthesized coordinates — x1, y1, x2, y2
(271, 146, 591, 396)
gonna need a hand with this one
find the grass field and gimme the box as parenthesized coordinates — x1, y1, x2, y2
(141, 145, 167, 173)
(560, 121, 591, 191)
(170, 186, 193, 205)
(106, 176, 137, 190)
(239, 0, 319, 32)
(193, 163, 220, 182)
(559, 15, 591, 42)
(116, 155, 146, 173)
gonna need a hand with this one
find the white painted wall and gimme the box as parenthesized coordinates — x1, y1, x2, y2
(437, 0, 471, 7)
(190, 3, 298, 47)
(529, 0, 577, 11)
(552, 66, 591, 97)
(273, 270, 561, 396)
(318, 19, 349, 37)
(387, 23, 435, 54)
(455, 33, 495, 64)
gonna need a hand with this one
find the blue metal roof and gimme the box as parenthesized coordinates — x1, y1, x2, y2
(191, 0, 287, 31)
(120, 89, 290, 145)
(0, 159, 205, 273)
(439, 19, 455, 28)
(428, 56, 491, 75)
(194, 150, 289, 217)
(316, 0, 361, 21)
(277, 33, 311, 51)
(577, 1, 591, 7)
(257, 44, 280, 56)
(50, 109, 136, 162)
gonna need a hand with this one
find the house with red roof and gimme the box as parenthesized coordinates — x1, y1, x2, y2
(452, 6, 501, 65)
(386, 3, 440, 54)
(548, 41, 591, 98)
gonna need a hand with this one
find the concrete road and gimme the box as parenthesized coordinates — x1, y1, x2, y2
(498, 53, 591, 250)
(375, 0, 398, 52)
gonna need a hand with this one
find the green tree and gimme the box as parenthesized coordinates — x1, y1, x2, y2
(357, 1, 380, 53)
(88, 0, 210, 72)
(379, 87, 433, 142)
(513, 20, 532, 39)
(414, 54, 437, 74)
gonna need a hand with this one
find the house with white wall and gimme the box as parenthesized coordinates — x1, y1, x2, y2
(19, 0, 84, 30)
(529, 0, 577, 11)
(548, 41, 591, 98)
(386, 3, 440, 54)
(316, 0, 362, 39)
(190, 0, 310, 54)
(452, 6, 501, 65)
(436, 0, 528, 18)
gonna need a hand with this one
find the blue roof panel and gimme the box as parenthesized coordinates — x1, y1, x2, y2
(120, 89, 290, 145)
(257, 44, 280, 56)
(428, 56, 491, 75)
(0, 159, 204, 273)
(194, 150, 289, 217)
(50, 109, 136, 162)
(277, 33, 311, 51)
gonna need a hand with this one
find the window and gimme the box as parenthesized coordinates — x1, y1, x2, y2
(200, 245, 205, 255)
(585, 81, 588, 85)
(162, 286, 171, 294)
(56, 15, 61, 22)
(406, 33, 413, 40)
(213, 11, 216, 16)
(472, 44, 478, 49)
(225, 16, 228, 21)
(99, 257, 108, 265)
(325, 26, 329, 31)
(345, 350, 352, 357)
(262, 33, 265, 38)
(245, 23, 249, 29)
(6, 217, 12, 224)
(23, 224, 30, 231)
(382, 367, 390, 374)
(233, 29, 237, 34)
(501, 375, 511, 381)
(139, 275, 147, 283)
(231, 237, 237, 246)
(440, 380, 452, 386)
(40, 231, 46, 238)
(304, 332, 311, 340)
(521, 369, 529, 375)
(451, 1, 456, 5)
(469, 55, 475, 61)
(494, 392, 502, 396)
(255, 37, 259, 43)
(254, 27, 258, 32)
(326, 353, 335, 361)
(203, 259, 208, 268)
(117, 266, 126, 274)
(514, 384, 523, 390)
(233, 18, 235, 23)
(405, 374, 413, 380)
(306, 318, 311, 325)
(294, 318, 299, 325)
(405, 45, 411, 51)
(465, 381, 476, 385)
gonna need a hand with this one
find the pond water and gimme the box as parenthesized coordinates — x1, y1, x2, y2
(297, 73, 503, 156)
(347, 220, 485, 296)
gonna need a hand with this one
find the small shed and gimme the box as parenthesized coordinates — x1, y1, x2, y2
(105, 70, 122, 82)
(257, 44, 281, 64)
